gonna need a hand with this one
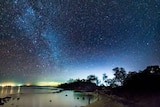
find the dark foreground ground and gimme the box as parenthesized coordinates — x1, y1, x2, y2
(86, 89, 160, 107)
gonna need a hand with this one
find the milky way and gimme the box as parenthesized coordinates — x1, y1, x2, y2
(1, 0, 160, 84)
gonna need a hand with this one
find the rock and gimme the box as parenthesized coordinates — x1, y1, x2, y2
(0, 102, 4, 105)
(0, 98, 4, 105)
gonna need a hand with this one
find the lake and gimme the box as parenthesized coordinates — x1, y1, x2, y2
(0, 86, 97, 107)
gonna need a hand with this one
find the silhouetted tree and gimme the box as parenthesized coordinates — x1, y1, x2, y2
(113, 67, 126, 86)
(126, 71, 137, 78)
(58, 78, 97, 91)
(103, 73, 108, 84)
(143, 65, 160, 74)
(87, 75, 99, 85)
(123, 65, 160, 91)
(67, 78, 75, 83)
(123, 71, 138, 88)
(106, 78, 117, 87)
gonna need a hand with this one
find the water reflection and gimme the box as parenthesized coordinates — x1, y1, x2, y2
(0, 86, 21, 97)
(1, 87, 4, 95)
(18, 86, 21, 93)
(0, 87, 96, 107)
(10, 87, 13, 94)
(5, 87, 8, 95)
(73, 92, 95, 105)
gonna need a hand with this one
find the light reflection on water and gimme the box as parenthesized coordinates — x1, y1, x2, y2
(0, 86, 21, 97)
(0, 86, 96, 107)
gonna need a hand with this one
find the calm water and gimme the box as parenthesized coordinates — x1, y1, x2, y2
(0, 86, 96, 107)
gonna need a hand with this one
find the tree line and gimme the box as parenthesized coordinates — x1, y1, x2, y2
(59, 65, 160, 91)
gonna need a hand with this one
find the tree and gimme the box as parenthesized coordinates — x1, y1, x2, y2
(123, 66, 160, 90)
(113, 67, 126, 86)
(102, 73, 117, 87)
(102, 73, 108, 86)
(67, 78, 75, 83)
(103, 73, 108, 83)
(87, 75, 99, 85)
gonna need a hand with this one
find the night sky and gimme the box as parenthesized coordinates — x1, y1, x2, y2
(1, 0, 160, 84)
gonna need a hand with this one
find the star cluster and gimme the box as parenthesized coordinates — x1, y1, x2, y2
(1, 0, 160, 84)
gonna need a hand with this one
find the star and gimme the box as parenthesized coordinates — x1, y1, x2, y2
(0, 0, 160, 84)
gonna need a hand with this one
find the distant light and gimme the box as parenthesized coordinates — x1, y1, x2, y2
(25, 83, 31, 86)
(0, 82, 16, 87)
(18, 84, 23, 86)
(37, 82, 61, 86)
(0, 84, 5, 87)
